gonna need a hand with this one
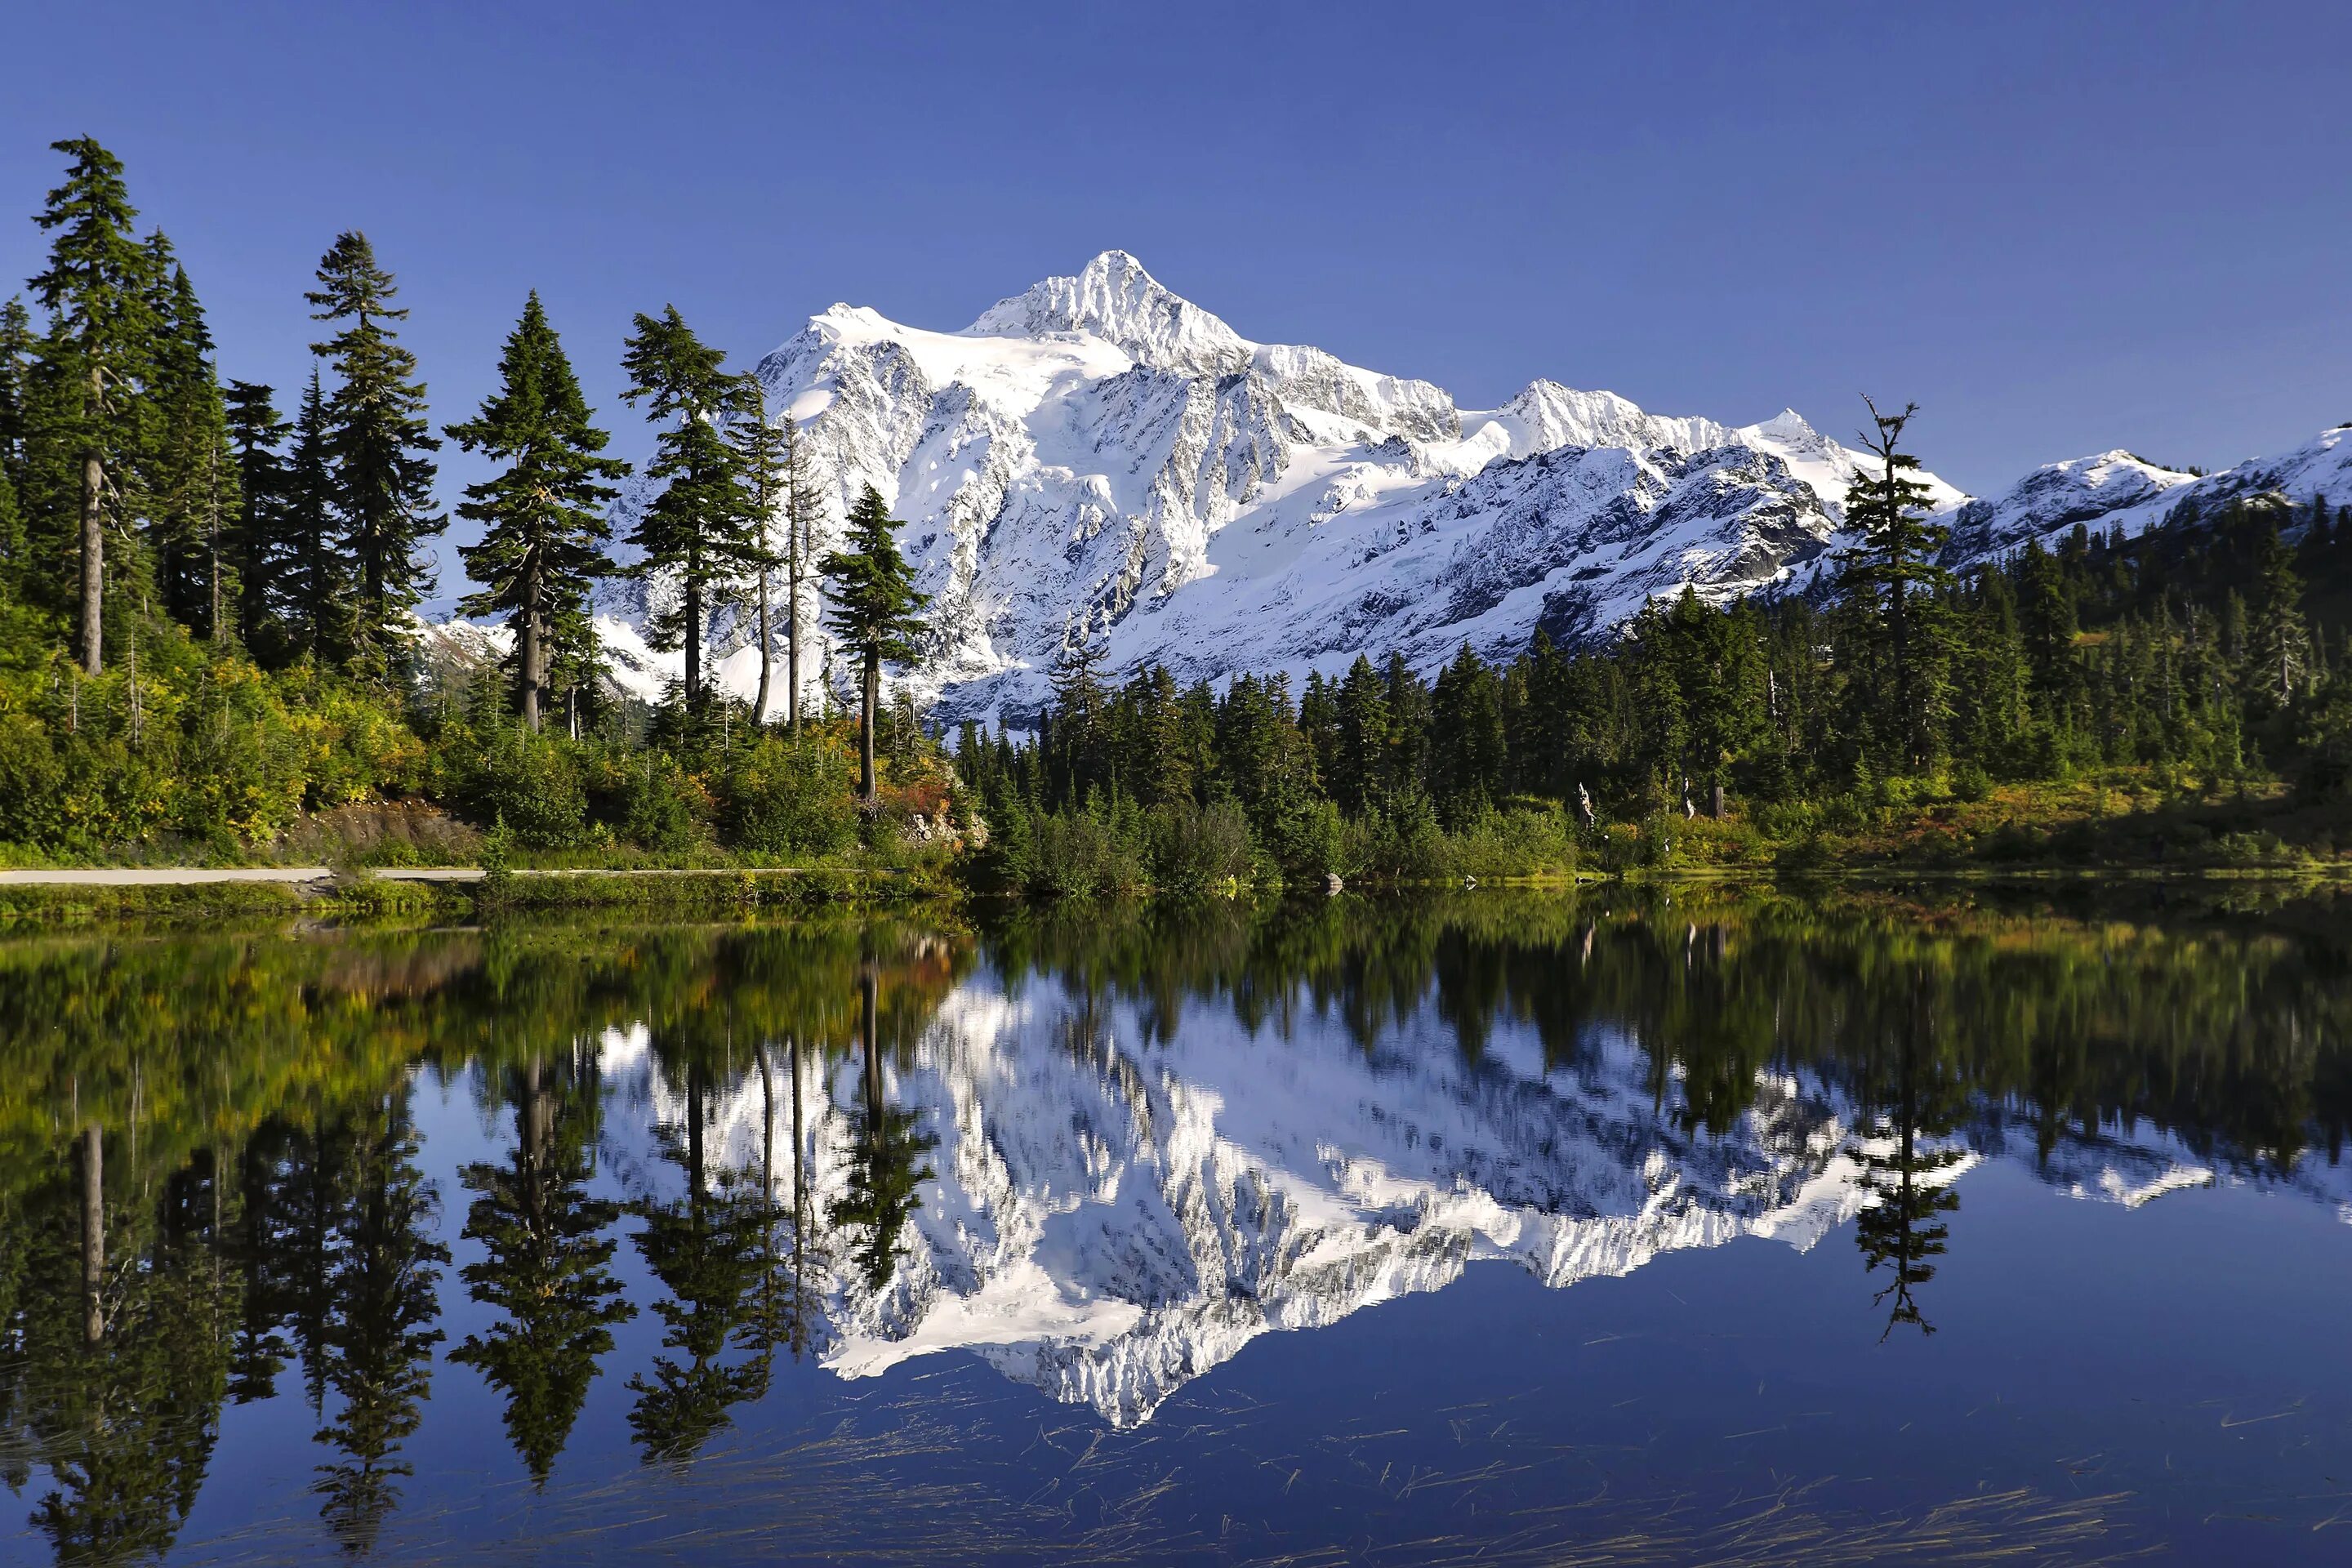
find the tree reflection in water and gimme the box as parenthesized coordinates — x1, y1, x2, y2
(1, 887, 2350, 1559)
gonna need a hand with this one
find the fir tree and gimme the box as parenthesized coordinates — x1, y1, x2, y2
(448, 294, 627, 730)
(820, 483, 929, 802)
(0, 296, 32, 480)
(617, 306, 758, 713)
(724, 376, 789, 724)
(627, 1049, 769, 1466)
(2016, 537, 2079, 730)
(0, 297, 33, 584)
(223, 380, 291, 657)
(306, 231, 442, 673)
(283, 370, 351, 664)
(1835, 397, 1953, 769)
(1333, 653, 1391, 816)
(145, 250, 239, 639)
(1047, 616, 1111, 802)
(779, 415, 824, 735)
(29, 138, 158, 675)
(2246, 514, 2311, 711)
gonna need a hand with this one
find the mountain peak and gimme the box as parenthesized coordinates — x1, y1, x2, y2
(1752, 408, 1817, 439)
(964, 251, 1251, 373)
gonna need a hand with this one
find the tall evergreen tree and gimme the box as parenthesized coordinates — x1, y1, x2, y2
(145, 251, 239, 639)
(0, 297, 33, 583)
(223, 380, 291, 657)
(617, 306, 758, 713)
(29, 138, 158, 675)
(1333, 653, 1391, 816)
(306, 231, 442, 673)
(2246, 514, 2311, 712)
(448, 294, 627, 730)
(283, 369, 350, 665)
(779, 415, 824, 735)
(0, 295, 32, 483)
(820, 484, 929, 803)
(724, 376, 789, 724)
(1834, 398, 1953, 768)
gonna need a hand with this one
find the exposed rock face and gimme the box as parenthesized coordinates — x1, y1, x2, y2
(572, 253, 2349, 725)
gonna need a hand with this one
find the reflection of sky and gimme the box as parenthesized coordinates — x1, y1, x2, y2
(17, 987, 2352, 1562)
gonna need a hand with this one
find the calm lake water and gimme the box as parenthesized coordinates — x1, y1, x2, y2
(5, 884, 2352, 1566)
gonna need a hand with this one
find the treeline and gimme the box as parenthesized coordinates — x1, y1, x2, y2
(0, 139, 935, 860)
(965, 403, 2352, 892)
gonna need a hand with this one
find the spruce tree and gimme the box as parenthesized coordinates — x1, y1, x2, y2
(820, 483, 929, 802)
(0, 301, 27, 592)
(145, 251, 239, 639)
(2246, 516, 2310, 711)
(779, 416, 824, 735)
(724, 376, 788, 724)
(1046, 617, 1111, 802)
(2016, 538, 2079, 732)
(1333, 654, 1391, 816)
(1834, 398, 1953, 769)
(448, 294, 627, 731)
(223, 381, 291, 657)
(0, 296, 32, 494)
(617, 307, 758, 713)
(284, 369, 351, 665)
(29, 138, 158, 675)
(306, 232, 442, 673)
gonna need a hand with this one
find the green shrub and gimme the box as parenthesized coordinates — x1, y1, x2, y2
(1030, 801, 1147, 898)
(1146, 798, 1254, 890)
(1441, 804, 1579, 880)
(1342, 793, 1446, 882)
(437, 728, 587, 849)
(717, 735, 858, 857)
(584, 746, 710, 852)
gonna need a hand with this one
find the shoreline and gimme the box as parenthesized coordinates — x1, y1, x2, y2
(2, 858, 2344, 934)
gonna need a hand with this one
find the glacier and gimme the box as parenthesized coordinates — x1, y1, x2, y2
(564, 251, 2352, 725)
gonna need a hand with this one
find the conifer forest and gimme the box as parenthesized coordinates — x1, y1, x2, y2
(2, 139, 2349, 889)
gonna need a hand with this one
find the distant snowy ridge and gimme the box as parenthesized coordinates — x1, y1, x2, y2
(596, 969, 2352, 1428)
(452, 252, 2350, 726)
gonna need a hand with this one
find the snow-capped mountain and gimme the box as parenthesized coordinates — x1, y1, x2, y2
(599, 252, 1967, 724)
(577, 251, 2349, 725)
(596, 964, 2352, 1429)
(1943, 425, 2352, 564)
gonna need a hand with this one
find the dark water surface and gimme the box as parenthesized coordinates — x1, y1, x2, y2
(6, 884, 2352, 1566)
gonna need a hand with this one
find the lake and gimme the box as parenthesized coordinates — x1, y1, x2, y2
(5, 883, 2352, 1565)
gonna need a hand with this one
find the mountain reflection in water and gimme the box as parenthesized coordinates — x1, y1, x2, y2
(4, 883, 2352, 1564)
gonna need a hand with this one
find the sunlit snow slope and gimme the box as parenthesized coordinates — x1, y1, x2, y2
(581, 252, 2350, 724)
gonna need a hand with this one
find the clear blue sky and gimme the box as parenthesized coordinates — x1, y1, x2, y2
(5, 2, 2348, 606)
